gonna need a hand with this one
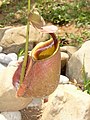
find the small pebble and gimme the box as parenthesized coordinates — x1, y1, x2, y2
(1, 111, 21, 120)
(7, 53, 17, 61)
(0, 53, 17, 65)
(60, 75, 69, 84)
(0, 53, 11, 64)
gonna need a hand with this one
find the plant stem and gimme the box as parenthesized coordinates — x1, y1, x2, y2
(19, 0, 30, 85)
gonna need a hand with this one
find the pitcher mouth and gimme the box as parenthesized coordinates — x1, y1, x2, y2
(31, 38, 59, 61)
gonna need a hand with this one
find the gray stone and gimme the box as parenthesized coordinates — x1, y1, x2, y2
(41, 84, 90, 120)
(66, 40, 90, 83)
(1, 111, 21, 120)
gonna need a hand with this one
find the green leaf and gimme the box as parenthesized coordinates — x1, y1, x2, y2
(17, 48, 25, 58)
(28, 12, 45, 29)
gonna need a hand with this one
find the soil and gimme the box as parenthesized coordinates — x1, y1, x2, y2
(20, 106, 42, 120)
(57, 21, 90, 46)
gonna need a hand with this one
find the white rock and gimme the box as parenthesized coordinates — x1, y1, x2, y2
(0, 114, 7, 120)
(0, 65, 32, 111)
(1, 111, 21, 120)
(0, 53, 17, 65)
(66, 40, 90, 83)
(0, 53, 6, 61)
(61, 52, 69, 60)
(8, 61, 18, 67)
(41, 84, 90, 120)
(65, 46, 78, 57)
(0, 53, 11, 65)
(60, 46, 67, 52)
(0, 63, 6, 72)
(60, 46, 78, 57)
(0, 26, 49, 47)
(60, 75, 69, 84)
(7, 53, 17, 61)
(0, 27, 11, 41)
(0, 46, 3, 52)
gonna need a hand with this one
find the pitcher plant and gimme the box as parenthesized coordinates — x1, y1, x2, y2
(12, 0, 61, 97)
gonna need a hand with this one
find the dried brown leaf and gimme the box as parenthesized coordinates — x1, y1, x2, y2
(28, 12, 45, 29)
